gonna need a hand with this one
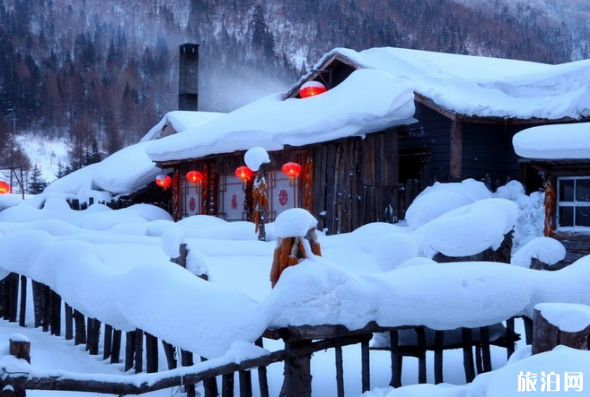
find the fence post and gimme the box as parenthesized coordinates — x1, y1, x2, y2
(533, 304, 590, 355)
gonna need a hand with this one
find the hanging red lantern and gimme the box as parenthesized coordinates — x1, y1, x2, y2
(281, 162, 302, 179)
(299, 81, 327, 98)
(235, 166, 254, 183)
(0, 180, 10, 194)
(186, 170, 204, 185)
(155, 174, 172, 190)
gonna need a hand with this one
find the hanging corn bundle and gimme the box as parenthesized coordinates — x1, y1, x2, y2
(252, 166, 269, 240)
(543, 178, 555, 237)
(270, 227, 322, 288)
(304, 157, 313, 213)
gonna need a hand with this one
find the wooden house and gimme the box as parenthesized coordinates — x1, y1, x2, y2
(514, 122, 590, 264)
(146, 47, 590, 235)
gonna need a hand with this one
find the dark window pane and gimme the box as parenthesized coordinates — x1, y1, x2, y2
(577, 179, 590, 202)
(576, 207, 590, 227)
(559, 179, 575, 202)
(559, 206, 574, 227)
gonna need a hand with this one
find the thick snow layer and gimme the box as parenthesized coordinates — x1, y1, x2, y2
(411, 198, 518, 258)
(513, 122, 590, 159)
(244, 147, 270, 172)
(140, 110, 225, 142)
(309, 47, 590, 120)
(274, 208, 318, 238)
(405, 179, 493, 229)
(511, 237, 566, 268)
(536, 302, 590, 333)
(146, 69, 416, 162)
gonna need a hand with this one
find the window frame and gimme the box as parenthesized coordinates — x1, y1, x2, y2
(556, 176, 590, 232)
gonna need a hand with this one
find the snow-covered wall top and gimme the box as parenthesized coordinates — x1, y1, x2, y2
(140, 111, 225, 142)
(145, 69, 416, 162)
(303, 47, 590, 120)
(513, 122, 590, 160)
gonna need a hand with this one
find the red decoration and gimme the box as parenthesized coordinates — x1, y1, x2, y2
(235, 166, 254, 183)
(279, 189, 289, 206)
(0, 180, 10, 194)
(155, 174, 172, 190)
(299, 81, 327, 98)
(186, 170, 204, 184)
(281, 162, 302, 179)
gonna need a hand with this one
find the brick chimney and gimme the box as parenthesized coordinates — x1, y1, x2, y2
(178, 43, 199, 111)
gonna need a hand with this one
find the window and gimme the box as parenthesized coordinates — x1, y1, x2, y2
(557, 177, 590, 232)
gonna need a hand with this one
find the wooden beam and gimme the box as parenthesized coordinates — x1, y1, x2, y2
(450, 121, 463, 181)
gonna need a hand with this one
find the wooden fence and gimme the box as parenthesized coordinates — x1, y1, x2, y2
(0, 269, 534, 397)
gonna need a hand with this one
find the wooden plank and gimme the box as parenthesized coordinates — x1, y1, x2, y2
(111, 329, 122, 364)
(64, 304, 73, 340)
(462, 328, 475, 383)
(255, 338, 269, 397)
(124, 331, 135, 372)
(50, 291, 61, 336)
(18, 275, 26, 327)
(103, 325, 113, 360)
(434, 330, 444, 384)
(506, 318, 516, 359)
(222, 373, 234, 397)
(480, 326, 492, 373)
(361, 338, 370, 392)
(145, 332, 159, 373)
(416, 327, 427, 384)
(389, 330, 402, 388)
(335, 338, 344, 397)
(450, 121, 463, 181)
(238, 371, 252, 397)
(73, 309, 86, 345)
(135, 329, 144, 374)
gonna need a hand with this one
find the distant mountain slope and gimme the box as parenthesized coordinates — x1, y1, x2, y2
(1, 0, 589, 170)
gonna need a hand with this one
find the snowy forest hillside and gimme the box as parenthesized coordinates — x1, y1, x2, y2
(1, 0, 590, 178)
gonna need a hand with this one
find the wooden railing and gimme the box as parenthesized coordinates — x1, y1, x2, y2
(0, 268, 530, 397)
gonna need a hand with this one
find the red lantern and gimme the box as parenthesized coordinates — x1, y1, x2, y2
(281, 162, 302, 179)
(0, 180, 10, 194)
(186, 170, 204, 185)
(155, 174, 172, 190)
(235, 166, 254, 183)
(299, 81, 327, 98)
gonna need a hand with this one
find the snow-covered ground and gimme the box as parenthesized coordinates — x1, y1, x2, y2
(0, 177, 587, 397)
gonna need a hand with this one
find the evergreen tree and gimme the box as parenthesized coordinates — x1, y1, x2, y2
(28, 163, 47, 194)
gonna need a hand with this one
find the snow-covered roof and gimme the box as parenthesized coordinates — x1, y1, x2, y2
(141, 110, 225, 142)
(145, 68, 416, 162)
(301, 47, 590, 120)
(44, 111, 224, 199)
(513, 122, 590, 160)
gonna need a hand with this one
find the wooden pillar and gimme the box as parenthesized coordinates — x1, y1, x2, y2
(73, 309, 86, 345)
(135, 329, 144, 374)
(334, 338, 344, 397)
(9, 334, 30, 363)
(280, 340, 313, 397)
(86, 318, 100, 355)
(181, 350, 196, 397)
(18, 276, 26, 327)
(238, 371, 252, 397)
(480, 326, 492, 373)
(64, 304, 73, 340)
(145, 332, 158, 373)
(31, 281, 42, 328)
(50, 291, 61, 336)
(255, 338, 269, 397)
(450, 120, 463, 181)
(124, 331, 136, 372)
(222, 373, 234, 397)
(506, 318, 516, 359)
(434, 330, 444, 384)
(162, 341, 177, 369)
(361, 338, 371, 392)
(389, 330, 402, 388)
(9, 273, 18, 323)
(111, 329, 122, 364)
(461, 328, 475, 383)
(103, 324, 112, 360)
(532, 305, 590, 354)
(415, 327, 427, 384)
